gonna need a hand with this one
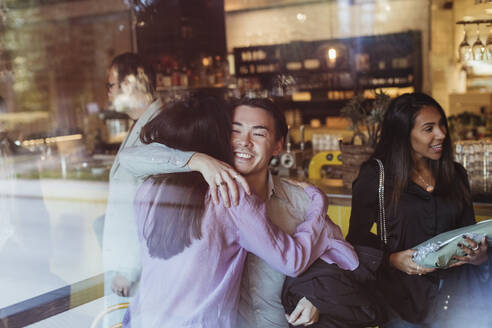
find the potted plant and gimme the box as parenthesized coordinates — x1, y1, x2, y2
(339, 90, 390, 189)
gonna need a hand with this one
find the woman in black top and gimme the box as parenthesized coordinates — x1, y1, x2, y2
(346, 93, 489, 327)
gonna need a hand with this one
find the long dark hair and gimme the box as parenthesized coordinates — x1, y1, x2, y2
(372, 92, 470, 212)
(139, 94, 233, 259)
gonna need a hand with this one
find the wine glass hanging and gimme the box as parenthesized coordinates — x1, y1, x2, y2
(472, 24, 485, 61)
(486, 31, 492, 63)
(457, 19, 492, 64)
(459, 29, 472, 63)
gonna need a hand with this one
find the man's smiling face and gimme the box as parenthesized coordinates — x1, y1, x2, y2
(231, 105, 283, 178)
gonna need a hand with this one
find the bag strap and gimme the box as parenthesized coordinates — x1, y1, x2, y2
(374, 158, 387, 245)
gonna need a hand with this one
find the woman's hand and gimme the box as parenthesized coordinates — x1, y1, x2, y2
(451, 236, 488, 267)
(389, 249, 435, 275)
(111, 273, 131, 297)
(188, 152, 250, 207)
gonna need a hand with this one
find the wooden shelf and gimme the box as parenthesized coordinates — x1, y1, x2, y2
(233, 31, 422, 91)
(232, 31, 422, 120)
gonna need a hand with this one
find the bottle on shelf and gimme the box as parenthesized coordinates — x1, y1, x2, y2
(155, 63, 164, 89)
(171, 62, 181, 87)
(198, 58, 209, 87)
(391, 56, 410, 69)
(355, 53, 370, 72)
(207, 66, 215, 86)
(180, 64, 189, 87)
(222, 56, 234, 87)
(214, 56, 224, 86)
(377, 60, 386, 70)
(162, 65, 172, 89)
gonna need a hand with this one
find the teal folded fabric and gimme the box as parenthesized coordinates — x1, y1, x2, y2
(413, 220, 492, 269)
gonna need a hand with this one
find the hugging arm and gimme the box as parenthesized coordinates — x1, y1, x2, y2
(231, 186, 358, 277)
(119, 142, 193, 177)
(119, 143, 250, 207)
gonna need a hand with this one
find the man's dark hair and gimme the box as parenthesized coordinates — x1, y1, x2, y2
(110, 52, 156, 94)
(232, 97, 288, 141)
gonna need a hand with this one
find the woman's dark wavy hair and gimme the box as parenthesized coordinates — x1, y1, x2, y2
(139, 94, 233, 259)
(371, 92, 470, 212)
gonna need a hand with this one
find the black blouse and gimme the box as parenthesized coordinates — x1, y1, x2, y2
(346, 160, 475, 323)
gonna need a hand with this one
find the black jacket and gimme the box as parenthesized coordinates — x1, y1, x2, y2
(282, 246, 386, 328)
(346, 160, 476, 323)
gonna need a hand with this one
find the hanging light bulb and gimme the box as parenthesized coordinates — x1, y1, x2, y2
(472, 24, 485, 61)
(327, 48, 337, 61)
(326, 47, 337, 68)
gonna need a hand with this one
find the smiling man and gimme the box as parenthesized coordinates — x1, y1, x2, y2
(229, 99, 320, 327)
(118, 97, 357, 327)
(231, 102, 283, 199)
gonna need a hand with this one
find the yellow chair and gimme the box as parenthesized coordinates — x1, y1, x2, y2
(90, 302, 129, 328)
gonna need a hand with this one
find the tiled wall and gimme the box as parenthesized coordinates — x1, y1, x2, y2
(225, 0, 431, 92)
